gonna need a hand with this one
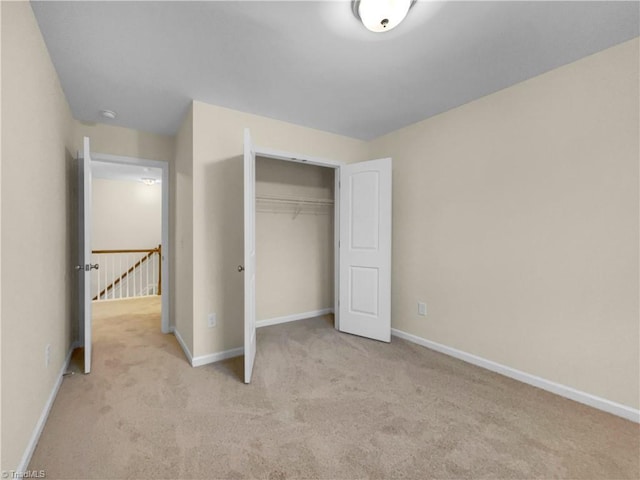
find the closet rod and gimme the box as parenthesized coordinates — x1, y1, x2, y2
(256, 193, 334, 206)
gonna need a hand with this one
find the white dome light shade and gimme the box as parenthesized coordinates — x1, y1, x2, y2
(100, 109, 117, 119)
(355, 0, 413, 33)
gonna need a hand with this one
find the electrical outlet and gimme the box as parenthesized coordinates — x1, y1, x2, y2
(418, 302, 427, 316)
(207, 313, 217, 328)
(45, 344, 51, 368)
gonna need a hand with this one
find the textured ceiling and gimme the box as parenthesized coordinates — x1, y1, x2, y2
(31, 1, 639, 140)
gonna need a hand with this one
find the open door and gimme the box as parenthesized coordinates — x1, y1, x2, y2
(339, 158, 392, 342)
(77, 136, 96, 373)
(243, 129, 257, 383)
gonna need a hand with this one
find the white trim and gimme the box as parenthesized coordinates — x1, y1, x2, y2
(173, 328, 244, 368)
(192, 347, 244, 367)
(256, 308, 334, 329)
(391, 329, 640, 423)
(333, 170, 340, 332)
(172, 328, 193, 366)
(91, 152, 171, 334)
(16, 342, 79, 473)
(254, 145, 342, 168)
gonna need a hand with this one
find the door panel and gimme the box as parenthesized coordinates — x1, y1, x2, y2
(78, 136, 93, 373)
(243, 129, 257, 383)
(339, 158, 392, 342)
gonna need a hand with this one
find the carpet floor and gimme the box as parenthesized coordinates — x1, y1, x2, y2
(29, 297, 639, 479)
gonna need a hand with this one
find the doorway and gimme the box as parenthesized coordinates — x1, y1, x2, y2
(254, 156, 336, 328)
(77, 139, 170, 375)
(90, 153, 170, 334)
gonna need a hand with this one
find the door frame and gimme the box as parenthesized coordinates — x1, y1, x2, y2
(90, 152, 171, 334)
(252, 145, 343, 330)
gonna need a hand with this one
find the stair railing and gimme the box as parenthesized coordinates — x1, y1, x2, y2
(91, 245, 162, 301)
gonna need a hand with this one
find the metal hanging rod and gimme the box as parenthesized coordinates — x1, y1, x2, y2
(255, 193, 334, 207)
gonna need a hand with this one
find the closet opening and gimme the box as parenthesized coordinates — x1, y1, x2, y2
(254, 156, 338, 330)
(243, 128, 392, 383)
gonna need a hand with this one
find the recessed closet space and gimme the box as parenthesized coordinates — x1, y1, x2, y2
(255, 156, 335, 325)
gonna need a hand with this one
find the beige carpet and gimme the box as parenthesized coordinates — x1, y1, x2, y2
(29, 297, 639, 479)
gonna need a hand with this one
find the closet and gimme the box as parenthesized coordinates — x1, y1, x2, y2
(243, 129, 392, 383)
(255, 157, 335, 326)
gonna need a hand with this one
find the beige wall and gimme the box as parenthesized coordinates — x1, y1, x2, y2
(191, 102, 368, 357)
(1, 1, 75, 470)
(369, 38, 640, 409)
(92, 179, 161, 250)
(256, 157, 334, 320)
(172, 106, 194, 354)
(72, 122, 174, 163)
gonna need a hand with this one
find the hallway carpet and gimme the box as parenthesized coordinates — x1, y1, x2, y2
(30, 297, 639, 479)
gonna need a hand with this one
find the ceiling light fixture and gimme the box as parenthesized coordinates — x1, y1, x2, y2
(100, 109, 117, 120)
(141, 178, 157, 186)
(352, 0, 416, 33)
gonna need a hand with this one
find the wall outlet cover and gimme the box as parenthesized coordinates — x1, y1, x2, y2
(418, 302, 427, 316)
(208, 313, 217, 328)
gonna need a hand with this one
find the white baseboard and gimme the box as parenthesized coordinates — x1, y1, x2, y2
(173, 327, 243, 367)
(192, 347, 244, 367)
(256, 308, 334, 328)
(172, 328, 193, 366)
(391, 328, 640, 423)
(16, 341, 79, 473)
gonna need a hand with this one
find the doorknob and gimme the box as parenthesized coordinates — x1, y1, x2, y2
(238, 265, 244, 272)
(75, 264, 100, 271)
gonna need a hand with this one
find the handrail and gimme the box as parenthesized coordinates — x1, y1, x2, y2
(92, 245, 161, 301)
(93, 248, 159, 254)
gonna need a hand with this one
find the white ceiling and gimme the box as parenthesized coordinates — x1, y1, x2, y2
(31, 1, 639, 140)
(92, 160, 162, 184)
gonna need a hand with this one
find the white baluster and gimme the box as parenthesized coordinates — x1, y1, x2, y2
(97, 254, 101, 301)
(98, 255, 107, 300)
(134, 253, 137, 297)
(103, 254, 106, 300)
(152, 252, 156, 295)
(112, 254, 116, 300)
(145, 252, 149, 296)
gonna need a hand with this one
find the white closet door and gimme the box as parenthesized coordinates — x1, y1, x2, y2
(78, 136, 93, 373)
(243, 128, 257, 383)
(339, 158, 392, 342)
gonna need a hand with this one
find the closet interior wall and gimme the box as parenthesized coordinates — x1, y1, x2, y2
(255, 156, 335, 321)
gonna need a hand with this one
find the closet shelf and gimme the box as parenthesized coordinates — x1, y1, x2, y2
(256, 193, 334, 207)
(256, 193, 333, 219)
